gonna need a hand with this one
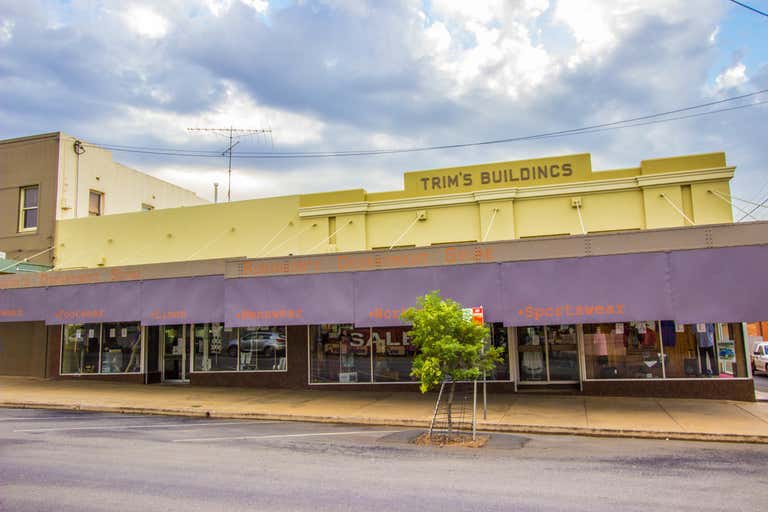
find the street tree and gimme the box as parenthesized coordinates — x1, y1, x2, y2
(401, 291, 503, 433)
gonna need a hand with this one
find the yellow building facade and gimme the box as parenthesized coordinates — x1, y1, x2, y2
(53, 151, 735, 269)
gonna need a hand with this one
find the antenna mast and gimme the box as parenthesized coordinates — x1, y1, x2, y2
(187, 126, 272, 202)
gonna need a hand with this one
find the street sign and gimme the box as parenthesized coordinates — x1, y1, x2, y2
(462, 306, 484, 325)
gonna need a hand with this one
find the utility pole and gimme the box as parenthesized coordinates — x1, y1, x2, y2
(188, 126, 272, 202)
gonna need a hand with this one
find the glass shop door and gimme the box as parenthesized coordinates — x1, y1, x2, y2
(516, 324, 580, 383)
(162, 324, 190, 383)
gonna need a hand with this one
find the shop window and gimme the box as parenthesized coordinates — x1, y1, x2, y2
(193, 323, 238, 372)
(18, 185, 39, 231)
(309, 324, 372, 383)
(516, 325, 578, 382)
(101, 322, 142, 373)
(61, 324, 101, 374)
(310, 323, 507, 384)
(488, 323, 510, 381)
(238, 326, 287, 371)
(89, 190, 103, 216)
(583, 322, 663, 379)
(372, 326, 417, 383)
(662, 322, 747, 378)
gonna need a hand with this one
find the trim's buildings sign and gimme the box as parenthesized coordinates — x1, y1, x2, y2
(403, 153, 591, 195)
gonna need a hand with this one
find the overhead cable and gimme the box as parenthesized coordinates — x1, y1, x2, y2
(727, 0, 768, 18)
(80, 89, 768, 160)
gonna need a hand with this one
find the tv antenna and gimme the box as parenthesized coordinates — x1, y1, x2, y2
(187, 126, 272, 202)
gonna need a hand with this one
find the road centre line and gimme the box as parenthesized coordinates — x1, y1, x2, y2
(172, 430, 400, 443)
(14, 420, 280, 433)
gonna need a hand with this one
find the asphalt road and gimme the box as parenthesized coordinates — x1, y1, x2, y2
(1, 408, 767, 512)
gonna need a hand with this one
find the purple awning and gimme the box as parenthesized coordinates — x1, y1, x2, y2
(354, 267, 437, 327)
(140, 276, 224, 326)
(434, 263, 502, 323)
(225, 272, 355, 327)
(354, 264, 503, 327)
(46, 282, 141, 325)
(670, 245, 768, 323)
(501, 252, 674, 326)
(0, 287, 47, 323)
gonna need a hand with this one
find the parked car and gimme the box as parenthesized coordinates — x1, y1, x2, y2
(752, 342, 768, 375)
(228, 332, 286, 357)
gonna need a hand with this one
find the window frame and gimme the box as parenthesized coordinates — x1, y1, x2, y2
(18, 185, 39, 232)
(60, 322, 143, 375)
(88, 189, 104, 217)
(190, 324, 289, 373)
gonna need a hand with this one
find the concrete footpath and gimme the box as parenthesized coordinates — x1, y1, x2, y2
(2, 376, 768, 443)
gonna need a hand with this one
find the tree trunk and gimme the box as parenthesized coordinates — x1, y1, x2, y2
(446, 380, 455, 439)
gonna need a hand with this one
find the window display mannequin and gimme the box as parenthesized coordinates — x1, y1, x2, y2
(594, 326, 608, 362)
(520, 329, 545, 380)
(697, 323, 717, 376)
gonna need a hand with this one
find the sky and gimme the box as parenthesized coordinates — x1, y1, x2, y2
(1, 0, 766, 220)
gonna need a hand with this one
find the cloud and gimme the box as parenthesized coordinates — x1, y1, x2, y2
(713, 62, 748, 92)
(122, 5, 169, 39)
(0, 0, 765, 220)
(0, 18, 13, 44)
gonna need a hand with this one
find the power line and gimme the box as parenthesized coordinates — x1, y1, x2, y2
(727, 0, 768, 18)
(89, 88, 768, 157)
(83, 92, 768, 160)
(738, 194, 768, 222)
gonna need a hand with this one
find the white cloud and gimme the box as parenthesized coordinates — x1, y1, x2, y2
(414, 2, 556, 99)
(109, 81, 325, 147)
(203, 0, 268, 16)
(0, 19, 14, 44)
(708, 25, 719, 45)
(240, 0, 268, 13)
(122, 5, 169, 39)
(713, 62, 748, 92)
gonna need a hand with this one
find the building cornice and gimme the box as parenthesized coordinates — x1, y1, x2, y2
(636, 167, 735, 188)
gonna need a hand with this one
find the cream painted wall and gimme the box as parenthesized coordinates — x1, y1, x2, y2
(55, 195, 300, 269)
(365, 204, 480, 249)
(56, 134, 206, 220)
(643, 185, 687, 229)
(580, 190, 644, 234)
(514, 196, 584, 238)
(691, 181, 735, 225)
(479, 201, 515, 242)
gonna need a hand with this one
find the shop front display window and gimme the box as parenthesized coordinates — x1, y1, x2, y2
(101, 322, 142, 373)
(662, 322, 747, 378)
(61, 323, 101, 374)
(517, 326, 546, 381)
(310, 324, 371, 383)
(238, 326, 287, 371)
(546, 325, 579, 381)
(372, 326, 416, 383)
(516, 324, 578, 382)
(487, 323, 510, 381)
(583, 322, 663, 379)
(193, 323, 238, 372)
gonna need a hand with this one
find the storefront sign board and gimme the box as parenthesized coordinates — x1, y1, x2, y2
(500, 252, 674, 326)
(669, 245, 768, 323)
(45, 282, 141, 325)
(0, 287, 47, 322)
(225, 272, 355, 327)
(140, 275, 224, 325)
